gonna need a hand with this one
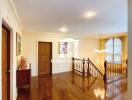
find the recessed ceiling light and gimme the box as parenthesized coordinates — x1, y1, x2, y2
(59, 27, 68, 33)
(83, 11, 96, 18)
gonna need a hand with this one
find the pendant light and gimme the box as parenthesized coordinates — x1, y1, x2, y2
(94, 34, 106, 53)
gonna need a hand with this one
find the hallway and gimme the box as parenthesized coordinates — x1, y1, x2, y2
(17, 72, 127, 100)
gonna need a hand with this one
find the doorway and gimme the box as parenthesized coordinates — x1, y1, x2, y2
(2, 25, 10, 100)
(38, 42, 52, 75)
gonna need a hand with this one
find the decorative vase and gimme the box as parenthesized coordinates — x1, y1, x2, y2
(19, 56, 27, 70)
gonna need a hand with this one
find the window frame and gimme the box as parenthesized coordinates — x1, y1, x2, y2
(105, 38, 122, 64)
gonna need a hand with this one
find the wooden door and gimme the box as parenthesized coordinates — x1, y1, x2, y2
(38, 42, 52, 75)
(2, 25, 10, 100)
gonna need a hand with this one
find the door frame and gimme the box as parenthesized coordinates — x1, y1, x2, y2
(2, 22, 11, 100)
(37, 41, 52, 75)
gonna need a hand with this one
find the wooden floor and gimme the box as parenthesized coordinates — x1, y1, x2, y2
(17, 72, 127, 100)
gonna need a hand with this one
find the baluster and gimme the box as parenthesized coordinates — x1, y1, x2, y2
(126, 59, 128, 77)
(111, 64, 112, 78)
(117, 63, 118, 77)
(117, 64, 120, 76)
(114, 63, 116, 77)
(116, 63, 117, 77)
(104, 61, 107, 83)
(76, 61, 77, 71)
(119, 63, 120, 74)
(72, 57, 74, 73)
(115, 63, 116, 77)
(81, 61, 82, 73)
(96, 70, 97, 78)
(113, 63, 116, 76)
(118, 63, 120, 77)
(75, 61, 76, 70)
(123, 61, 125, 76)
(120, 62, 121, 76)
(108, 64, 109, 79)
(122, 62, 124, 76)
(119, 62, 122, 75)
(89, 63, 91, 75)
(109, 64, 110, 79)
(120, 62, 122, 75)
(76, 61, 80, 70)
(122, 61, 123, 76)
(116, 63, 118, 77)
(87, 58, 89, 76)
(92, 65, 93, 76)
(77, 61, 78, 70)
(78, 62, 79, 71)
(77, 61, 78, 71)
(82, 58, 85, 76)
(121, 62, 123, 76)
(78, 62, 79, 72)
(107, 64, 109, 78)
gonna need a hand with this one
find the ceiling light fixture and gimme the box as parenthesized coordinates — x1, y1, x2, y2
(59, 27, 68, 33)
(94, 34, 106, 53)
(83, 11, 96, 18)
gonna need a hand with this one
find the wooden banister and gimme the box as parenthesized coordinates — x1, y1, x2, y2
(72, 57, 127, 84)
(104, 59, 127, 83)
(89, 59, 104, 77)
(72, 57, 103, 79)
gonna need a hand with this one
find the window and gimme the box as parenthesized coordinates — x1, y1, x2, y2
(105, 38, 122, 63)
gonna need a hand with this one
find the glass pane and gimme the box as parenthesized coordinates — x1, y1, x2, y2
(106, 39, 113, 47)
(105, 38, 122, 62)
(106, 47, 113, 54)
(114, 47, 121, 54)
(114, 38, 121, 46)
(106, 55, 113, 62)
(114, 55, 121, 63)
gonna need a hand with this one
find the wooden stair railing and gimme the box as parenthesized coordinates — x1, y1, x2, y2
(104, 59, 127, 83)
(88, 59, 104, 79)
(72, 57, 103, 79)
(72, 57, 128, 84)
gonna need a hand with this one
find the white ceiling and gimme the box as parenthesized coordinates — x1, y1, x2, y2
(13, 0, 127, 36)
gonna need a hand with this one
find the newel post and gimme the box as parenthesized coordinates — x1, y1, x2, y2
(72, 57, 75, 73)
(87, 58, 90, 75)
(82, 58, 85, 76)
(104, 60, 107, 83)
(126, 59, 128, 77)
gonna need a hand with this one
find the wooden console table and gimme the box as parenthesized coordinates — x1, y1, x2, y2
(16, 65, 31, 92)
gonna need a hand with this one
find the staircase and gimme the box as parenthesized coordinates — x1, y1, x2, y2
(72, 57, 127, 84)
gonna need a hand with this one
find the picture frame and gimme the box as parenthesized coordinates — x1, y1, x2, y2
(59, 42, 67, 54)
(16, 33, 21, 56)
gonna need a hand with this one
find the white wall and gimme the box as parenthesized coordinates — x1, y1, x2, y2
(22, 32, 99, 76)
(128, 0, 132, 99)
(0, 0, 22, 100)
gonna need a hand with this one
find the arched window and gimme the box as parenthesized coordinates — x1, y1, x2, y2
(105, 38, 122, 63)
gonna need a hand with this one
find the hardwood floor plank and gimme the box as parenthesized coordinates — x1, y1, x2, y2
(17, 72, 127, 100)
